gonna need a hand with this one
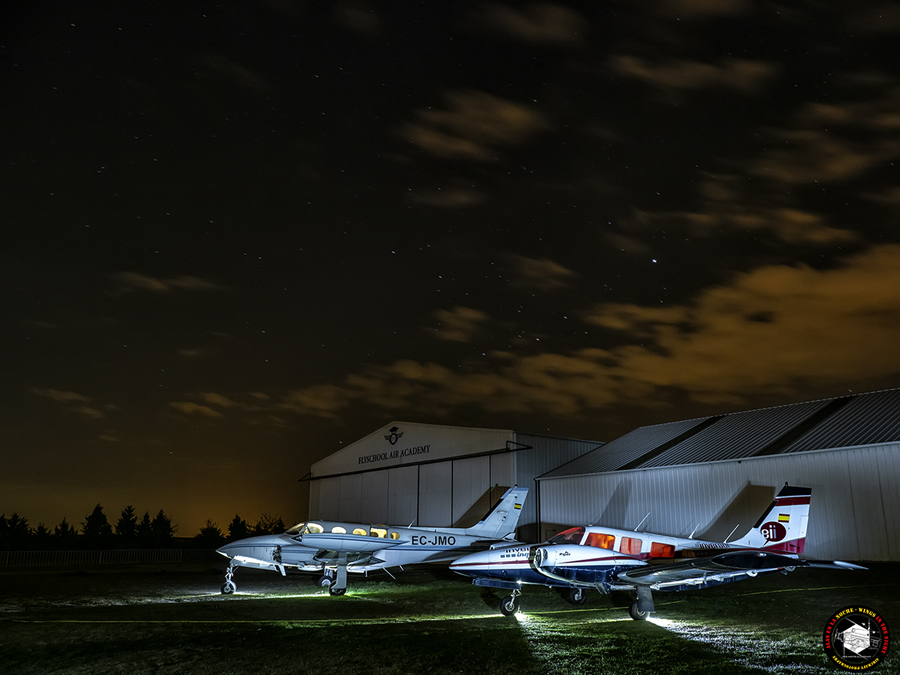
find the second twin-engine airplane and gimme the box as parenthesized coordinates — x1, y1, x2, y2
(450, 484, 864, 619)
(217, 486, 528, 595)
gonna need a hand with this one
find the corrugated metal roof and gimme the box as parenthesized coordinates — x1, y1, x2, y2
(539, 417, 708, 478)
(639, 398, 830, 468)
(538, 387, 900, 479)
(782, 389, 900, 453)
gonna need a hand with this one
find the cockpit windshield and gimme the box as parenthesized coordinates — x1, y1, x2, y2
(547, 527, 585, 546)
(285, 522, 324, 536)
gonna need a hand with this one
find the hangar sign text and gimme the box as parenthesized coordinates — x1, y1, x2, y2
(358, 444, 431, 465)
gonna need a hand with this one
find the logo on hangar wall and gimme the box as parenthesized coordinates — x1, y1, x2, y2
(384, 426, 404, 445)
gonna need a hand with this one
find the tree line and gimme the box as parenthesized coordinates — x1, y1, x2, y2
(0, 506, 288, 551)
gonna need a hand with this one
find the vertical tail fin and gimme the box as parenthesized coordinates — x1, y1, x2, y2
(731, 484, 811, 553)
(465, 486, 529, 540)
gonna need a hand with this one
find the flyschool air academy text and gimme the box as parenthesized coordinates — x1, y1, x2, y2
(359, 444, 431, 465)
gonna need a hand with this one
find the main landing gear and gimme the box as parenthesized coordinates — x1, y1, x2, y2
(499, 590, 521, 616)
(628, 585, 654, 621)
(221, 563, 237, 594)
(317, 559, 348, 596)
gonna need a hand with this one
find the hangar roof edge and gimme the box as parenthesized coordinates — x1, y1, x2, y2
(537, 386, 900, 480)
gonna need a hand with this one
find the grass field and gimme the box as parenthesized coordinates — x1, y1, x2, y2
(1, 562, 897, 674)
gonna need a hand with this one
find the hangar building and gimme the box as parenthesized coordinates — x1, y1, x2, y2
(537, 388, 900, 561)
(306, 421, 600, 541)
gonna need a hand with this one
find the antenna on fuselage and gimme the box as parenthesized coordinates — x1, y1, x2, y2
(635, 512, 650, 532)
(688, 523, 700, 539)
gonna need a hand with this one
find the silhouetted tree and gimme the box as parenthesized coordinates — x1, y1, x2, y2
(32, 523, 51, 549)
(252, 513, 286, 536)
(115, 505, 138, 544)
(227, 514, 250, 541)
(54, 517, 78, 548)
(0, 514, 7, 550)
(6, 513, 31, 550)
(82, 504, 113, 549)
(136, 511, 153, 546)
(194, 519, 224, 548)
(150, 509, 176, 543)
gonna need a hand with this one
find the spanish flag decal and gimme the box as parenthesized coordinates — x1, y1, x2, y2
(778, 514, 790, 522)
(514, 503, 522, 510)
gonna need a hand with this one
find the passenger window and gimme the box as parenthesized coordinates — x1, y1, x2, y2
(390, 532, 400, 540)
(352, 528, 367, 536)
(331, 526, 346, 534)
(619, 536, 642, 555)
(651, 542, 674, 558)
(585, 533, 615, 549)
(370, 527, 387, 538)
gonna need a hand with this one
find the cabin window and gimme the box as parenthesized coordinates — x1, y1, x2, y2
(370, 527, 388, 538)
(305, 523, 324, 534)
(619, 536, 642, 555)
(548, 527, 585, 546)
(390, 531, 401, 540)
(331, 526, 347, 534)
(585, 532, 615, 550)
(352, 528, 368, 536)
(650, 542, 675, 558)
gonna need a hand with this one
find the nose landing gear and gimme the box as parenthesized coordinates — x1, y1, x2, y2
(221, 563, 237, 594)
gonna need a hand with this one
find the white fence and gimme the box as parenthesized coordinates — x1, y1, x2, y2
(0, 548, 221, 567)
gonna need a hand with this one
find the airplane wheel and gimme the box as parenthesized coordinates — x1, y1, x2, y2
(317, 576, 332, 588)
(499, 595, 520, 616)
(629, 600, 649, 621)
(567, 588, 588, 605)
(221, 581, 236, 595)
(328, 586, 346, 596)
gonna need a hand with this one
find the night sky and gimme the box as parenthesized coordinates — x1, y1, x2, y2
(4, 1, 900, 536)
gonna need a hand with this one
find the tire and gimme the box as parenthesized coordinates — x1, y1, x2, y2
(329, 586, 347, 596)
(567, 588, 587, 605)
(500, 595, 520, 616)
(221, 581, 236, 595)
(317, 576, 332, 588)
(629, 600, 649, 621)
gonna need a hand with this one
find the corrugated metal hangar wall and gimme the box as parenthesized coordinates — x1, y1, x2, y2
(307, 421, 600, 542)
(537, 389, 900, 561)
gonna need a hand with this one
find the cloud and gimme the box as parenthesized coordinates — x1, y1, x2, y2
(278, 244, 900, 419)
(470, 2, 588, 47)
(508, 255, 577, 290)
(399, 90, 549, 161)
(31, 388, 92, 404)
(31, 388, 111, 419)
(407, 185, 486, 208)
(199, 392, 238, 408)
(112, 272, 226, 294)
(609, 56, 776, 96)
(583, 244, 900, 404)
(334, 0, 384, 36)
(432, 306, 489, 342)
(654, 0, 751, 18)
(167, 402, 223, 418)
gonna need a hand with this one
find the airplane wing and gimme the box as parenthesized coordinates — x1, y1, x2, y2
(616, 550, 865, 591)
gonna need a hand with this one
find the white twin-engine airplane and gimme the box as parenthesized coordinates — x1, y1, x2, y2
(450, 484, 865, 619)
(216, 486, 528, 595)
